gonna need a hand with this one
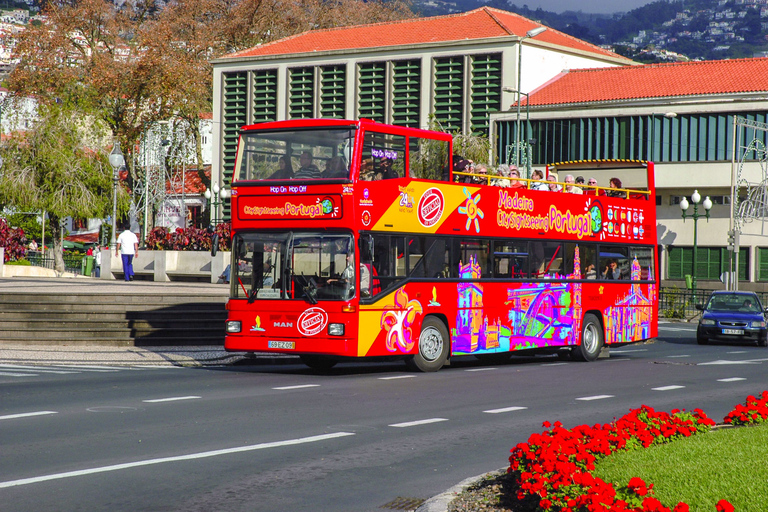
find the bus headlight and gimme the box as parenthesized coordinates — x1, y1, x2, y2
(328, 323, 345, 336)
(226, 321, 242, 333)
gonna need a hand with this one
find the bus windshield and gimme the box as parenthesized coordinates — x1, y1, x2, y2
(234, 128, 356, 182)
(232, 231, 356, 301)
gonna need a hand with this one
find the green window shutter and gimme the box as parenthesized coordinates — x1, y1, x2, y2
(758, 248, 768, 281)
(289, 67, 314, 119)
(667, 246, 684, 280)
(392, 60, 420, 128)
(739, 247, 748, 281)
(358, 62, 387, 123)
(320, 65, 346, 119)
(252, 69, 277, 123)
(433, 56, 463, 132)
(222, 71, 248, 220)
(469, 53, 501, 135)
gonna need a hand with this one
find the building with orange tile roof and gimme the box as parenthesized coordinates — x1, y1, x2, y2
(211, 7, 633, 192)
(489, 57, 768, 288)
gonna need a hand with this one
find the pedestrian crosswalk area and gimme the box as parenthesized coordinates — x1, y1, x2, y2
(0, 364, 170, 378)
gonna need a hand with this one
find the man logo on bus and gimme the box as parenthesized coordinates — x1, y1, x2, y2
(417, 188, 444, 228)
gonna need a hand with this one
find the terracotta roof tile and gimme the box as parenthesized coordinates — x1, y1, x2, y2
(523, 57, 768, 107)
(222, 7, 627, 61)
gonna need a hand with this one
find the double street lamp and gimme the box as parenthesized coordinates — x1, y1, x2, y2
(515, 26, 547, 168)
(204, 182, 229, 226)
(680, 190, 712, 298)
(108, 140, 125, 250)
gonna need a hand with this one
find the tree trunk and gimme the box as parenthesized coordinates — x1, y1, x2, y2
(49, 215, 66, 274)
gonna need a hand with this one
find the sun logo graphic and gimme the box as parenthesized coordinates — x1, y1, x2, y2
(458, 187, 484, 233)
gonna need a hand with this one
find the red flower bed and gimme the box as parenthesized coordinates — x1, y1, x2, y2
(507, 392, 767, 512)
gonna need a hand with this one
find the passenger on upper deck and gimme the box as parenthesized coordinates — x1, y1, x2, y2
(530, 169, 549, 191)
(268, 156, 293, 180)
(491, 164, 512, 188)
(471, 164, 489, 185)
(564, 174, 583, 194)
(293, 151, 321, 180)
(606, 177, 627, 199)
(508, 166, 527, 189)
(547, 174, 562, 192)
(584, 177, 606, 196)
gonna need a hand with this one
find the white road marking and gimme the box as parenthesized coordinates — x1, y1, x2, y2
(0, 411, 58, 421)
(576, 395, 614, 401)
(541, 362, 569, 366)
(483, 406, 528, 414)
(727, 351, 748, 354)
(658, 326, 695, 332)
(0, 431, 355, 489)
(142, 396, 201, 403)
(653, 385, 685, 391)
(51, 365, 119, 372)
(0, 371, 37, 377)
(272, 384, 320, 390)
(667, 355, 691, 358)
(610, 349, 648, 354)
(699, 360, 762, 366)
(389, 418, 448, 428)
(378, 375, 416, 380)
(465, 368, 497, 372)
(0, 365, 79, 374)
(718, 377, 747, 382)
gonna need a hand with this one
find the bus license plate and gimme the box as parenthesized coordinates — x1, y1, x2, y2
(268, 341, 295, 349)
(722, 329, 744, 335)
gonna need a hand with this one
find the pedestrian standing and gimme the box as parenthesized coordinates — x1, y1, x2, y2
(93, 246, 102, 278)
(115, 225, 139, 282)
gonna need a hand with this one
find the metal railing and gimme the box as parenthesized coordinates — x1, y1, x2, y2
(26, 251, 85, 275)
(659, 287, 768, 319)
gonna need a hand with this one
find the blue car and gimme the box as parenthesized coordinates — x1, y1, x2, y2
(696, 291, 768, 346)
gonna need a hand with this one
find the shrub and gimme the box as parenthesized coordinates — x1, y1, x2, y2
(0, 218, 27, 262)
(144, 223, 231, 251)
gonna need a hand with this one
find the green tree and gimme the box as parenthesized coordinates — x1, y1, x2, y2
(0, 105, 129, 272)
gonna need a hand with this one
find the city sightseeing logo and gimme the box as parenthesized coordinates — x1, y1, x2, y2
(417, 188, 444, 228)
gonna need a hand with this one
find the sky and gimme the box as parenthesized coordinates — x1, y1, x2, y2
(515, 0, 652, 14)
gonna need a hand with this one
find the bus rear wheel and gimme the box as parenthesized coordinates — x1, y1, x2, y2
(572, 313, 603, 362)
(300, 354, 338, 371)
(406, 317, 449, 372)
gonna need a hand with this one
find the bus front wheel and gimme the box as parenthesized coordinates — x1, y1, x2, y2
(406, 317, 449, 372)
(572, 313, 604, 362)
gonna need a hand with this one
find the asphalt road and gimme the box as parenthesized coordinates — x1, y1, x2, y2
(2, 323, 768, 512)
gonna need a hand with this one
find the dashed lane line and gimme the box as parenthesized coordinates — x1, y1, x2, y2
(652, 385, 685, 391)
(483, 406, 528, 414)
(465, 368, 497, 372)
(0, 365, 79, 374)
(272, 384, 321, 390)
(378, 375, 416, 380)
(718, 377, 747, 382)
(0, 411, 58, 421)
(610, 349, 648, 354)
(142, 396, 201, 403)
(389, 418, 449, 428)
(0, 431, 356, 489)
(0, 371, 37, 377)
(576, 395, 614, 401)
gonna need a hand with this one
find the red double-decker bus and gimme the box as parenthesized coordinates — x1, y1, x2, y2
(222, 118, 658, 371)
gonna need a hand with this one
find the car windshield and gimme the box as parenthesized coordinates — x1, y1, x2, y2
(706, 294, 761, 313)
(231, 231, 356, 302)
(234, 127, 356, 182)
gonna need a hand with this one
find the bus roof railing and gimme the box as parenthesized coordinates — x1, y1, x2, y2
(452, 172, 651, 197)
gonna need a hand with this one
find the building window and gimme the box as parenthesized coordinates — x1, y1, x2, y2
(469, 53, 502, 135)
(252, 69, 278, 123)
(358, 62, 387, 123)
(667, 246, 747, 281)
(433, 56, 464, 132)
(288, 67, 314, 119)
(221, 71, 248, 213)
(391, 60, 421, 128)
(320, 65, 346, 119)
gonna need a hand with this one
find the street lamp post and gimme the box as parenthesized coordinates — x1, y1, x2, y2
(680, 190, 712, 300)
(515, 26, 547, 167)
(204, 182, 229, 227)
(108, 140, 125, 250)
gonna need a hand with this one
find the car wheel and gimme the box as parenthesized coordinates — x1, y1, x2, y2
(300, 354, 338, 371)
(572, 313, 603, 362)
(405, 317, 449, 372)
(696, 328, 708, 345)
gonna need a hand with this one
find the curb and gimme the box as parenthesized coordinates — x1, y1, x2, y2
(415, 468, 506, 512)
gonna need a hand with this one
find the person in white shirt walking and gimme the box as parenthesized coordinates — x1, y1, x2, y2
(115, 225, 139, 282)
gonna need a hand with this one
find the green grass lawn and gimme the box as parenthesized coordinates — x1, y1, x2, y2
(593, 423, 768, 510)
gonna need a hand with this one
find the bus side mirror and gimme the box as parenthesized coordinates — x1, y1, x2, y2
(211, 234, 219, 256)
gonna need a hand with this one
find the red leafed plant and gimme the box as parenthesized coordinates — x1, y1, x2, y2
(508, 405, 716, 511)
(0, 218, 27, 262)
(723, 390, 768, 426)
(144, 223, 231, 251)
